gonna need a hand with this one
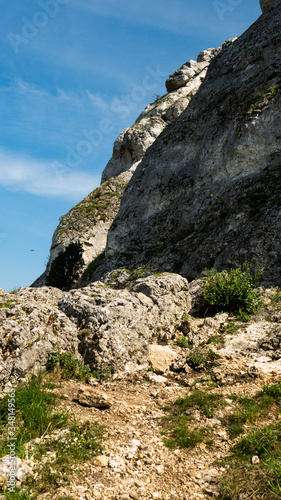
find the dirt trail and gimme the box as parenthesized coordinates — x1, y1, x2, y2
(47, 372, 269, 500)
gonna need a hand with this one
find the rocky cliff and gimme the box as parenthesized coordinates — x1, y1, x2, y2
(3, 6, 281, 499)
(2, 0, 279, 386)
(104, 1, 281, 286)
(35, 40, 234, 288)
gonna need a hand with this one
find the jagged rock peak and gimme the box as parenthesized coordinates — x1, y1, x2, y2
(165, 39, 236, 93)
(260, 0, 275, 12)
(101, 39, 235, 184)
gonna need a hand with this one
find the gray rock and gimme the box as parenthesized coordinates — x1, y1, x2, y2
(59, 273, 190, 374)
(0, 456, 34, 486)
(101, 117, 166, 183)
(77, 387, 112, 409)
(0, 287, 80, 387)
(106, 5, 281, 286)
(166, 40, 236, 92)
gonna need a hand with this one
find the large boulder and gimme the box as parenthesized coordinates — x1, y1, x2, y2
(59, 273, 190, 374)
(0, 287, 80, 387)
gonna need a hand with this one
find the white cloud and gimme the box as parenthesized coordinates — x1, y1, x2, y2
(87, 91, 111, 112)
(0, 149, 100, 200)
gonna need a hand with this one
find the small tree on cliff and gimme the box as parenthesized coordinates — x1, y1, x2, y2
(45, 242, 84, 291)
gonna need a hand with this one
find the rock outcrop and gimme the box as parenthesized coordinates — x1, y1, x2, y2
(34, 40, 231, 288)
(0, 274, 190, 387)
(106, 2, 281, 285)
(32, 172, 130, 288)
(59, 273, 190, 375)
(0, 287, 80, 386)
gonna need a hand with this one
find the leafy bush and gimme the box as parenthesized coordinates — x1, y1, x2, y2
(201, 264, 263, 314)
(45, 242, 84, 291)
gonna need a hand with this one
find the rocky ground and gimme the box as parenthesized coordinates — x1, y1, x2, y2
(2, 285, 281, 500)
(20, 367, 280, 499)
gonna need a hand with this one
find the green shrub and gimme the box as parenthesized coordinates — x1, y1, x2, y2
(176, 336, 191, 348)
(201, 263, 263, 314)
(187, 347, 220, 370)
(47, 352, 94, 381)
(45, 242, 84, 291)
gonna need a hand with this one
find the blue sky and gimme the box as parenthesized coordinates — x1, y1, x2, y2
(0, 0, 261, 291)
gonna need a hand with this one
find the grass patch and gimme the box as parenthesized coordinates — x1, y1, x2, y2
(218, 381, 281, 495)
(0, 374, 69, 458)
(219, 422, 281, 499)
(0, 374, 105, 498)
(0, 299, 18, 309)
(162, 389, 225, 449)
(223, 382, 281, 438)
(1, 489, 33, 500)
(163, 419, 212, 450)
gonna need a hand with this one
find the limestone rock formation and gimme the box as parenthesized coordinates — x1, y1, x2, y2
(260, 0, 275, 12)
(102, 40, 235, 184)
(0, 274, 190, 387)
(34, 40, 229, 288)
(59, 273, 190, 374)
(165, 40, 235, 93)
(106, 1, 281, 285)
(33, 172, 130, 288)
(100, 117, 166, 183)
(0, 287, 80, 387)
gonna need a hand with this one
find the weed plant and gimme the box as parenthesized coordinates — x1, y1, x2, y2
(47, 352, 94, 381)
(201, 263, 263, 314)
(176, 336, 191, 348)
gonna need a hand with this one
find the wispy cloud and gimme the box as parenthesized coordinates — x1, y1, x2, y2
(0, 149, 99, 200)
(87, 91, 111, 112)
(72, 0, 210, 35)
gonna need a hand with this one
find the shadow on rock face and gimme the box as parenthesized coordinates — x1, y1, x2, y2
(260, 0, 275, 13)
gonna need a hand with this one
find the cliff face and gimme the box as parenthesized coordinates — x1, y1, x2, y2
(105, 2, 281, 285)
(35, 41, 230, 288)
